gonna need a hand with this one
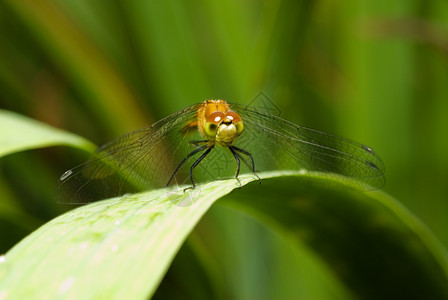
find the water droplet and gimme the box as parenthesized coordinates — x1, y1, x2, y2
(115, 220, 121, 225)
(365, 160, 380, 171)
(60, 170, 73, 181)
(361, 144, 375, 154)
(0, 255, 5, 263)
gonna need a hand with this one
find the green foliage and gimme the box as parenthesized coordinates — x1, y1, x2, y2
(0, 109, 95, 157)
(1, 170, 448, 299)
(1, 110, 447, 299)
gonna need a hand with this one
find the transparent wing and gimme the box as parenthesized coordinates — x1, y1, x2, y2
(55, 104, 203, 204)
(56, 101, 385, 205)
(231, 103, 385, 190)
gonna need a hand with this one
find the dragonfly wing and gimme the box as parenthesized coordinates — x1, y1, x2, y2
(231, 104, 385, 190)
(55, 104, 202, 204)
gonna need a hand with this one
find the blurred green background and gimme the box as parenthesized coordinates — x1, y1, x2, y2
(1, 0, 447, 299)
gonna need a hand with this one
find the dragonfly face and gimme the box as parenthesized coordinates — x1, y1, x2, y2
(196, 100, 244, 147)
(56, 99, 385, 205)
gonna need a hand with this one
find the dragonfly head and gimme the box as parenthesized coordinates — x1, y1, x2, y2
(204, 110, 244, 147)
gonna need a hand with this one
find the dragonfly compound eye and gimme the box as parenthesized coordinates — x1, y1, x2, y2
(205, 111, 225, 138)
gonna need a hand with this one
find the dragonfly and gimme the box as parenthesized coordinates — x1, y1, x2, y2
(56, 100, 385, 204)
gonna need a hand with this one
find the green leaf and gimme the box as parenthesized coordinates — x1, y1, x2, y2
(0, 109, 95, 157)
(0, 172, 447, 299)
(222, 173, 448, 299)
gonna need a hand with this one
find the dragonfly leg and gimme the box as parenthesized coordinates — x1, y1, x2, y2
(231, 146, 262, 185)
(228, 146, 242, 188)
(185, 145, 214, 190)
(166, 144, 208, 187)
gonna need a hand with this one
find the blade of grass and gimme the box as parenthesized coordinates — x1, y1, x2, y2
(0, 171, 447, 299)
(0, 176, 255, 300)
(123, 1, 212, 113)
(0, 109, 95, 157)
(4, 0, 147, 134)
